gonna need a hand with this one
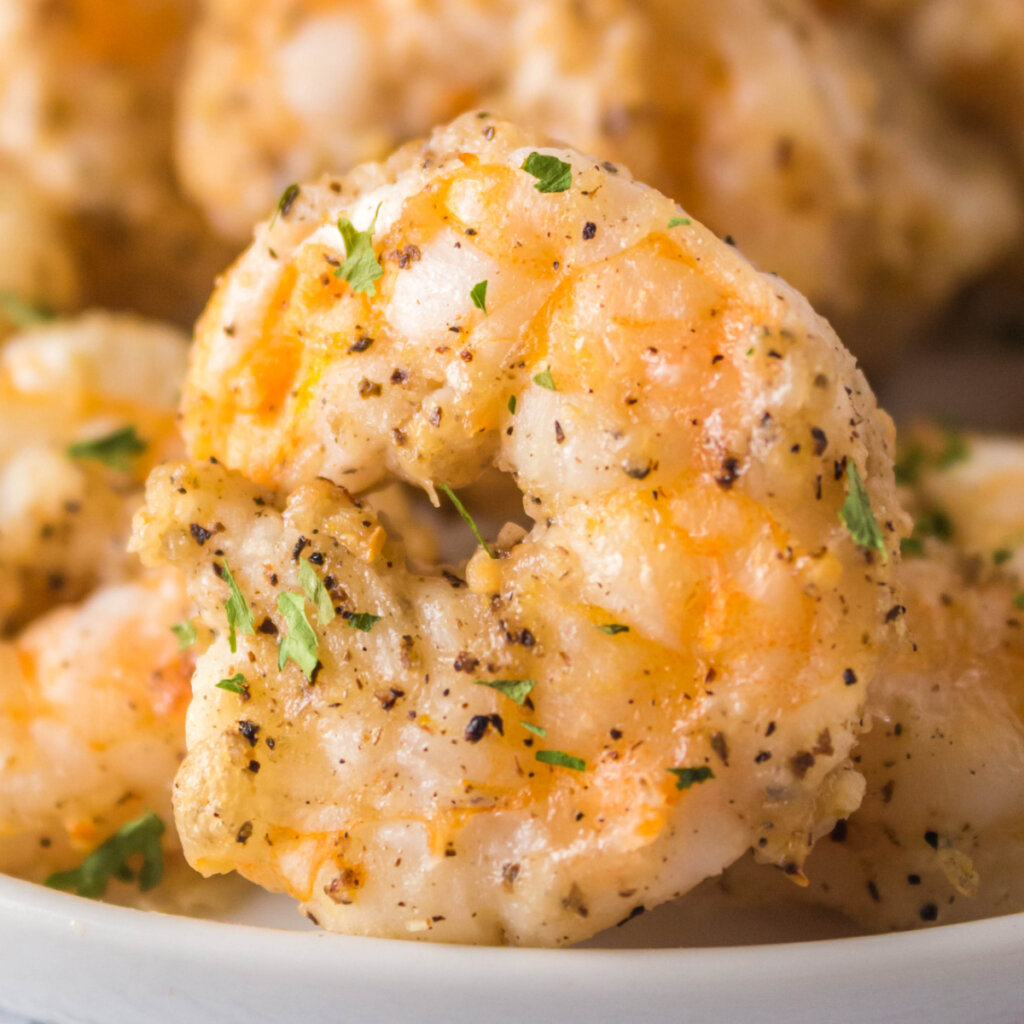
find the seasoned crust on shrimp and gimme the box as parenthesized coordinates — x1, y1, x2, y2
(175, 0, 1020, 362)
(148, 114, 907, 944)
(0, 312, 187, 634)
(716, 430, 1024, 930)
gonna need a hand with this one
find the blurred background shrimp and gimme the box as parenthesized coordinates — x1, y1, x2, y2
(173, 0, 1023, 371)
(0, 312, 187, 634)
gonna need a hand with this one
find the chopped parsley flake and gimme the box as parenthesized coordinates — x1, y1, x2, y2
(536, 749, 585, 771)
(45, 811, 164, 898)
(839, 460, 888, 563)
(994, 548, 1013, 566)
(335, 207, 383, 296)
(521, 152, 573, 193)
(668, 216, 691, 228)
(1014, 593, 1024, 610)
(222, 561, 255, 654)
(170, 621, 197, 651)
(269, 183, 299, 229)
(597, 623, 629, 635)
(507, 395, 517, 414)
(439, 483, 496, 559)
(520, 721, 547, 738)
(894, 444, 925, 486)
(668, 766, 715, 790)
(299, 558, 335, 626)
(475, 678, 536, 706)
(347, 612, 381, 632)
(277, 592, 318, 680)
(937, 430, 969, 470)
(216, 673, 248, 696)
(900, 508, 952, 557)
(533, 367, 557, 390)
(67, 425, 147, 471)
(0, 290, 55, 327)
(470, 280, 488, 314)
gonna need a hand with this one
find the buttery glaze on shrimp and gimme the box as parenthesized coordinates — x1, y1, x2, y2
(175, 0, 1021, 363)
(0, 570, 191, 885)
(0, 312, 187, 634)
(136, 114, 908, 945)
(718, 430, 1024, 930)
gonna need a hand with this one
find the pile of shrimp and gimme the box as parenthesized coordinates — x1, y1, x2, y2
(0, 0, 1020, 949)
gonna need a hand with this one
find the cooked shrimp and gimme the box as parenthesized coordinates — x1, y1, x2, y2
(0, 0, 234, 324)
(136, 114, 906, 945)
(175, 0, 1020, 363)
(0, 570, 190, 884)
(717, 430, 1024, 930)
(817, 0, 1024, 170)
(0, 166, 79, 337)
(0, 312, 188, 634)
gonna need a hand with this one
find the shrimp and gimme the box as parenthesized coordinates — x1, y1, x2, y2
(174, 0, 1021, 364)
(0, 166, 79, 337)
(816, 0, 1024, 170)
(135, 113, 907, 945)
(0, 0, 234, 324)
(716, 430, 1024, 930)
(0, 570, 190, 886)
(0, 312, 188, 634)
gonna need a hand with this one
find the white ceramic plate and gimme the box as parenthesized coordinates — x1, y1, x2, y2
(2, 873, 1023, 1024)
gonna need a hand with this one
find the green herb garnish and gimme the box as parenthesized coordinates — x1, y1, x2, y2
(439, 483, 496, 559)
(1014, 593, 1024, 610)
(668, 216, 691, 228)
(335, 207, 383, 297)
(668, 766, 715, 790)
(222, 561, 255, 654)
(937, 430, 969, 470)
(900, 508, 952, 558)
(507, 395, 517, 414)
(170, 621, 197, 651)
(521, 152, 573, 193)
(520, 721, 547, 738)
(994, 548, 1013, 566)
(347, 612, 381, 632)
(299, 558, 335, 626)
(533, 367, 556, 391)
(470, 280, 488, 314)
(839, 461, 888, 563)
(269, 183, 300, 229)
(475, 678, 536, 706)
(894, 444, 925, 486)
(67, 425, 147, 471)
(597, 623, 629, 635)
(215, 673, 248, 696)
(277, 592, 318, 680)
(45, 811, 165, 898)
(536, 749, 585, 771)
(0, 291, 55, 328)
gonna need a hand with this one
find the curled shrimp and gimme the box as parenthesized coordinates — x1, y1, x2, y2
(136, 113, 906, 945)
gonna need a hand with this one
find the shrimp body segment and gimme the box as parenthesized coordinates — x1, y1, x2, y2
(145, 115, 907, 945)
